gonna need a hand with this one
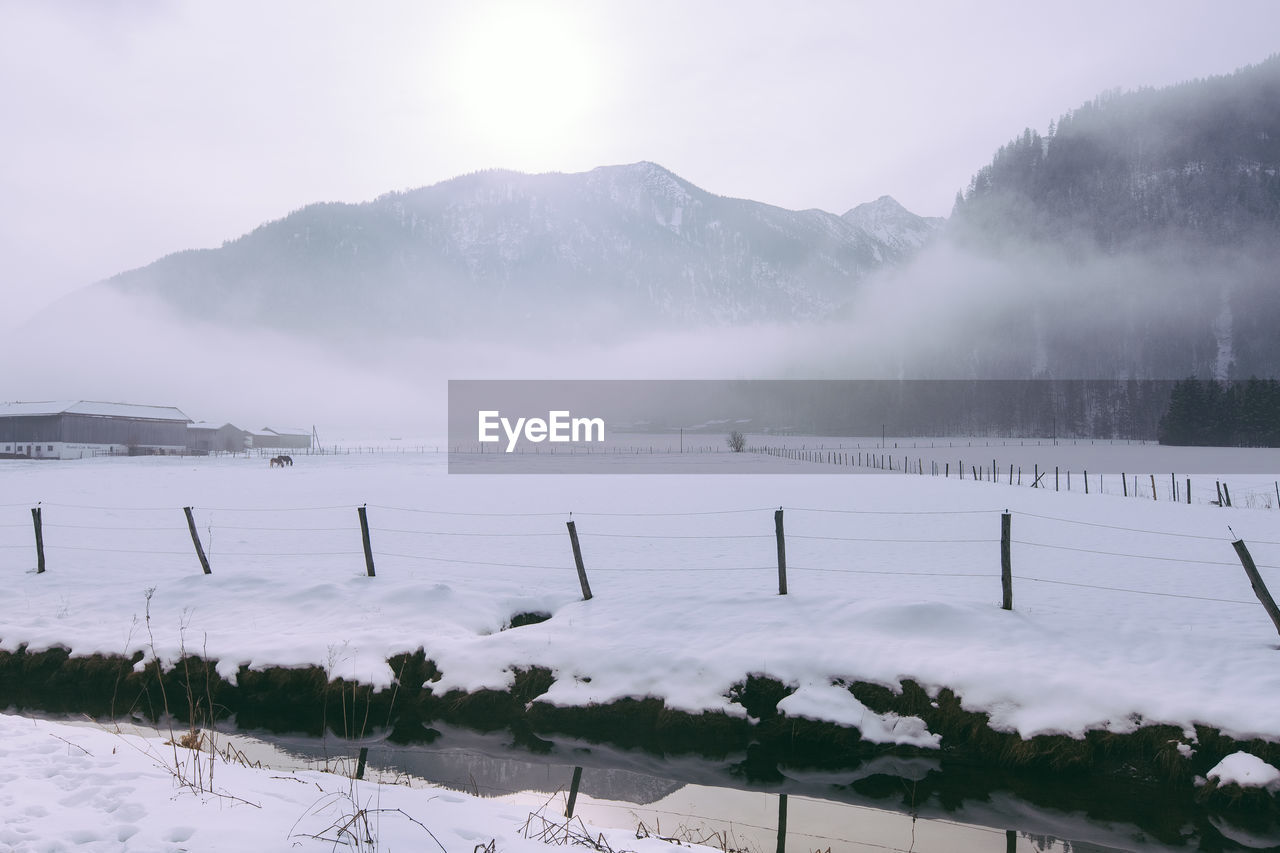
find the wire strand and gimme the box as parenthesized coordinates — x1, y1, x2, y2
(1012, 539, 1247, 567)
(1015, 510, 1249, 542)
(573, 507, 776, 517)
(43, 523, 188, 532)
(45, 545, 191, 556)
(373, 551, 570, 570)
(205, 550, 365, 558)
(590, 566, 775, 573)
(371, 527, 561, 538)
(577, 532, 774, 540)
(789, 507, 1000, 516)
(369, 504, 566, 517)
(1014, 574, 1258, 605)
(791, 565, 990, 578)
(790, 535, 998, 544)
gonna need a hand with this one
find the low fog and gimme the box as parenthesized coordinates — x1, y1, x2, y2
(6, 218, 1274, 444)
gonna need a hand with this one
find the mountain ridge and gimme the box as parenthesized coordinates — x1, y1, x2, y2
(98, 161, 942, 341)
(41, 56, 1280, 383)
(937, 54, 1280, 380)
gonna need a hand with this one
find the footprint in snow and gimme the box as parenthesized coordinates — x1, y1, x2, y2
(166, 826, 196, 842)
(66, 828, 103, 843)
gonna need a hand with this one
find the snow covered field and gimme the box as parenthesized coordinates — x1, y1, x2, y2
(446, 432, 1280, 496)
(4, 447, 1279, 738)
(3, 446, 1280, 847)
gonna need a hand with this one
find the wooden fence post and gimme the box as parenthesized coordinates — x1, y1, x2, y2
(1151, 474, 1157, 501)
(357, 505, 376, 577)
(776, 793, 788, 853)
(1232, 539, 1280, 639)
(775, 508, 788, 595)
(1001, 513, 1012, 611)
(565, 765, 584, 818)
(1123, 473, 1128, 497)
(1188, 478, 1192, 505)
(1223, 483, 1233, 507)
(183, 507, 212, 575)
(1084, 470, 1089, 494)
(566, 519, 592, 600)
(355, 746, 369, 780)
(31, 506, 45, 574)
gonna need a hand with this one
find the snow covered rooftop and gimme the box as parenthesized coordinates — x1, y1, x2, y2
(259, 426, 310, 436)
(0, 400, 191, 422)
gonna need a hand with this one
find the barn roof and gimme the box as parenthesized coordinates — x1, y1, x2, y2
(188, 421, 243, 432)
(258, 426, 310, 437)
(0, 401, 192, 423)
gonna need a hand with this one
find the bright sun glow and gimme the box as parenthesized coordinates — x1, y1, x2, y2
(448, 6, 604, 162)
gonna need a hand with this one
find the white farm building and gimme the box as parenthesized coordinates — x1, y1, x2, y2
(251, 426, 312, 450)
(0, 401, 192, 459)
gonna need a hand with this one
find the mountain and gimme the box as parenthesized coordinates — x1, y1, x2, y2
(954, 56, 1280, 250)
(843, 195, 945, 255)
(46, 59, 1280, 390)
(99, 162, 942, 342)
(940, 55, 1280, 381)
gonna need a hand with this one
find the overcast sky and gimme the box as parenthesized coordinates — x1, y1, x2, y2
(2, 0, 1278, 329)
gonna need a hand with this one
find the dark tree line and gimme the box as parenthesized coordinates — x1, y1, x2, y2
(953, 55, 1280, 250)
(1158, 377, 1280, 446)
(616, 380, 1172, 441)
(945, 55, 1280, 381)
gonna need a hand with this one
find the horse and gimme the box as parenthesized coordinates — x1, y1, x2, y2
(270, 456, 284, 468)
(281, 455, 293, 466)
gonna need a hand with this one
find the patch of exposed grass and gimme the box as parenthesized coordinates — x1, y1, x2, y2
(506, 611, 552, 630)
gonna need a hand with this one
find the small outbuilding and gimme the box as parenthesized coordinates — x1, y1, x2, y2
(186, 422, 250, 454)
(0, 401, 192, 459)
(252, 427, 312, 450)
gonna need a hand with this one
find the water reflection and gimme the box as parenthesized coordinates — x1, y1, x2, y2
(61, 715, 1276, 852)
(232, 723, 1213, 852)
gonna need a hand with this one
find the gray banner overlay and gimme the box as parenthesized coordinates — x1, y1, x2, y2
(446, 380, 1280, 475)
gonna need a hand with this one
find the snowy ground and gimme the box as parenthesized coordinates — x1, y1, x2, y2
(3, 445, 1280, 847)
(436, 433, 1280, 515)
(0, 711, 699, 853)
(4, 447, 1279, 739)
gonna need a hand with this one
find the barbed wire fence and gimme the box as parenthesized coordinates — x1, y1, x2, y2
(4, 496, 1280, 641)
(751, 443, 1280, 512)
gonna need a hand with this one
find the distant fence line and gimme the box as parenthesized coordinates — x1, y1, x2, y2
(208, 436, 1164, 458)
(751, 444, 1280, 511)
(206, 442, 1277, 511)
(444, 436, 1158, 457)
(6, 499, 1280, 642)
